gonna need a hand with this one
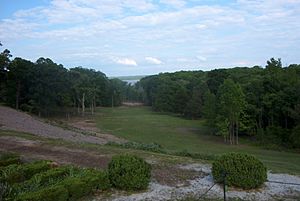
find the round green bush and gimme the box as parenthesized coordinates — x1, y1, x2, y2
(108, 154, 151, 190)
(212, 153, 267, 189)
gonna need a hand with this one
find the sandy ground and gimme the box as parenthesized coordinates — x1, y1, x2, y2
(0, 106, 123, 144)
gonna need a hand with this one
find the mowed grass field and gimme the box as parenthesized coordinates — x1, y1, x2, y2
(95, 106, 300, 175)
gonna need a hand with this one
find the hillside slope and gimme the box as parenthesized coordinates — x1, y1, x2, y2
(0, 106, 111, 144)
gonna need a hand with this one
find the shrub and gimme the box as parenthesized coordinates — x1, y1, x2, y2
(12, 166, 71, 195)
(212, 153, 267, 189)
(79, 169, 111, 190)
(22, 161, 51, 180)
(15, 185, 68, 201)
(0, 161, 51, 184)
(0, 164, 24, 184)
(108, 154, 151, 190)
(59, 177, 91, 201)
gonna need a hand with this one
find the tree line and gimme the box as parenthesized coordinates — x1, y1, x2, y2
(1, 42, 299, 148)
(139, 59, 300, 148)
(0, 45, 141, 117)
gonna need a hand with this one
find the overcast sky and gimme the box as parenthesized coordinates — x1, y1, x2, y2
(0, 0, 300, 76)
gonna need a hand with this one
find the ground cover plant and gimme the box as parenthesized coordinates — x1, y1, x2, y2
(0, 152, 152, 201)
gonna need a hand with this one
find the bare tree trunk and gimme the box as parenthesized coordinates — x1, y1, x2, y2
(93, 97, 96, 114)
(90, 101, 93, 115)
(285, 115, 288, 129)
(236, 121, 239, 145)
(16, 80, 20, 109)
(82, 92, 85, 116)
(229, 122, 232, 145)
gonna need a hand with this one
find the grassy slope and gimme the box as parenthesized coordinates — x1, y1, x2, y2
(96, 106, 300, 175)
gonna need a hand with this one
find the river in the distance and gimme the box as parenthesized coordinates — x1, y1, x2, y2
(123, 80, 139, 85)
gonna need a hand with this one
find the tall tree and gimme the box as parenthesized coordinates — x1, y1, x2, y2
(7, 58, 34, 109)
(203, 90, 217, 127)
(217, 79, 246, 144)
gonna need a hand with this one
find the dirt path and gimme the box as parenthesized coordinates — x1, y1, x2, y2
(0, 106, 121, 144)
(66, 118, 125, 143)
(0, 136, 110, 168)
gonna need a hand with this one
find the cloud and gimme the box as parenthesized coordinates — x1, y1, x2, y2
(145, 57, 163, 64)
(196, 56, 207, 62)
(1, 0, 300, 76)
(113, 57, 137, 66)
(160, 0, 186, 8)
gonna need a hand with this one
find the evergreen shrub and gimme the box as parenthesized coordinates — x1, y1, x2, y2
(212, 152, 267, 189)
(108, 154, 151, 190)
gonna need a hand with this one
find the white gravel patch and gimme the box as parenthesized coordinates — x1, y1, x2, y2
(111, 163, 300, 201)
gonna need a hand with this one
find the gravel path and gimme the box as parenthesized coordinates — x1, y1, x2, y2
(0, 106, 107, 144)
(109, 163, 300, 201)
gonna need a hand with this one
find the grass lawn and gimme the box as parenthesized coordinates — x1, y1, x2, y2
(95, 106, 300, 175)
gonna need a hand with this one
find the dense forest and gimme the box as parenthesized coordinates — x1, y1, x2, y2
(139, 59, 300, 148)
(1, 43, 300, 149)
(0, 44, 142, 117)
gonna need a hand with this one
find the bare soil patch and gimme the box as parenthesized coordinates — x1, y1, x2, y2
(0, 136, 110, 168)
(122, 102, 144, 106)
(152, 164, 207, 187)
(0, 106, 117, 145)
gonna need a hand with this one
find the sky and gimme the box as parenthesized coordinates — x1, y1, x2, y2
(0, 0, 300, 76)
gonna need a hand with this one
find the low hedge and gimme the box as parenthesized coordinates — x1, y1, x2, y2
(212, 152, 267, 189)
(108, 154, 151, 190)
(114, 141, 166, 153)
(174, 150, 216, 161)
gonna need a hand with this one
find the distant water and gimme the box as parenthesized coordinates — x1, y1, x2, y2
(123, 80, 139, 85)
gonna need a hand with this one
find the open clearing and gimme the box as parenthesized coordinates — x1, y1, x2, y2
(95, 106, 300, 175)
(0, 106, 300, 200)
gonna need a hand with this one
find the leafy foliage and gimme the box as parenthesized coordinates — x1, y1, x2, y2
(15, 185, 69, 201)
(212, 153, 267, 189)
(140, 59, 300, 148)
(0, 159, 112, 201)
(108, 154, 151, 190)
(0, 44, 141, 117)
